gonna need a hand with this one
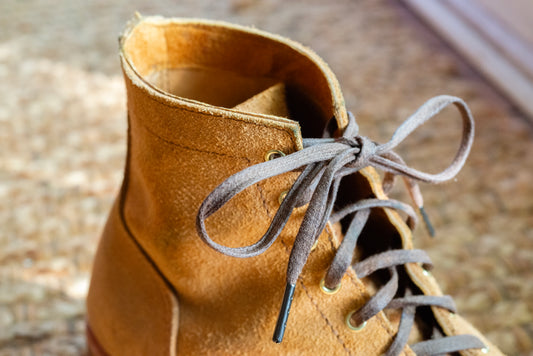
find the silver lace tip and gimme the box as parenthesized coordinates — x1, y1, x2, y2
(419, 206, 435, 237)
(273, 283, 296, 343)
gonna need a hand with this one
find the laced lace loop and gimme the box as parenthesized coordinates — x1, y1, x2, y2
(196, 95, 486, 355)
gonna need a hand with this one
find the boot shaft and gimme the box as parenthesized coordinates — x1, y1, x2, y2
(97, 16, 401, 354)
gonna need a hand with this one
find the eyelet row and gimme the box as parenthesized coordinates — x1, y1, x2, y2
(266, 148, 489, 349)
(267, 149, 366, 333)
(319, 276, 367, 332)
(268, 150, 364, 333)
(269, 149, 321, 251)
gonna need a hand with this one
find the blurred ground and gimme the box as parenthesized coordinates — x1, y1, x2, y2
(0, 0, 532, 355)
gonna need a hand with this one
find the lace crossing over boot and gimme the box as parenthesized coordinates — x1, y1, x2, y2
(86, 15, 505, 356)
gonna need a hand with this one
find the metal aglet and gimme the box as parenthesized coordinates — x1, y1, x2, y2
(273, 283, 296, 343)
(419, 206, 435, 237)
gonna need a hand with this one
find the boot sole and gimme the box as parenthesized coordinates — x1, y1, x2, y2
(86, 323, 110, 356)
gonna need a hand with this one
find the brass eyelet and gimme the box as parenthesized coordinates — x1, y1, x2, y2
(345, 310, 367, 331)
(311, 238, 319, 251)
(265, 149, 286, 161)
(320, 277, 341, 295)
(278, 190, 289, 205)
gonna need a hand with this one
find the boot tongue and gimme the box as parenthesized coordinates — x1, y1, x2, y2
(232, 83, 290, 118)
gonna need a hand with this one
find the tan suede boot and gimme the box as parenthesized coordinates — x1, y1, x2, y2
(86, 15, 504, 355)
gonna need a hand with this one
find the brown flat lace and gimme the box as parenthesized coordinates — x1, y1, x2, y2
(196, 96, 487, 355)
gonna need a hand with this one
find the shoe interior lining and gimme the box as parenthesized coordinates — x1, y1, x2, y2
(146, 67, 279, 108)
(122, 20, 336, 137)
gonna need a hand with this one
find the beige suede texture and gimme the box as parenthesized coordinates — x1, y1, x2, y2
(86, 201, 179, 356)
(86, 16, 504, 356)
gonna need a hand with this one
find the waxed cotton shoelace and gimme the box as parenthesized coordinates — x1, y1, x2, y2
(196, 95, 487, 355)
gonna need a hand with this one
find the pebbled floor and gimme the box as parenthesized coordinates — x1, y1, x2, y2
(0, 0, 532, 355)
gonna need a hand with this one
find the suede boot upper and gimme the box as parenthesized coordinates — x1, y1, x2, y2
(86, 16, 504, 356)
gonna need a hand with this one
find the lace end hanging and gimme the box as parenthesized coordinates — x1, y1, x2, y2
(419, 206, 435, 237)
(273, 282, 296, 343)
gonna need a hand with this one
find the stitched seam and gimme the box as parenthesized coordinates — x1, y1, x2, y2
(120, 116, 181, 354)
(324, 225, 397, 339)
(255, 184, 272, 217)
(116, 205, 176, 354)
(300, 281, 353, 356)
(137, 119, 252, 161)
(138, 87, 298, 140)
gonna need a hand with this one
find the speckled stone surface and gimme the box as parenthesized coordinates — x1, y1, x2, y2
(0, 1, 532, 355)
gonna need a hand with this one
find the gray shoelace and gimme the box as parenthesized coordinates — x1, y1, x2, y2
(196, 95, 487, 355)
